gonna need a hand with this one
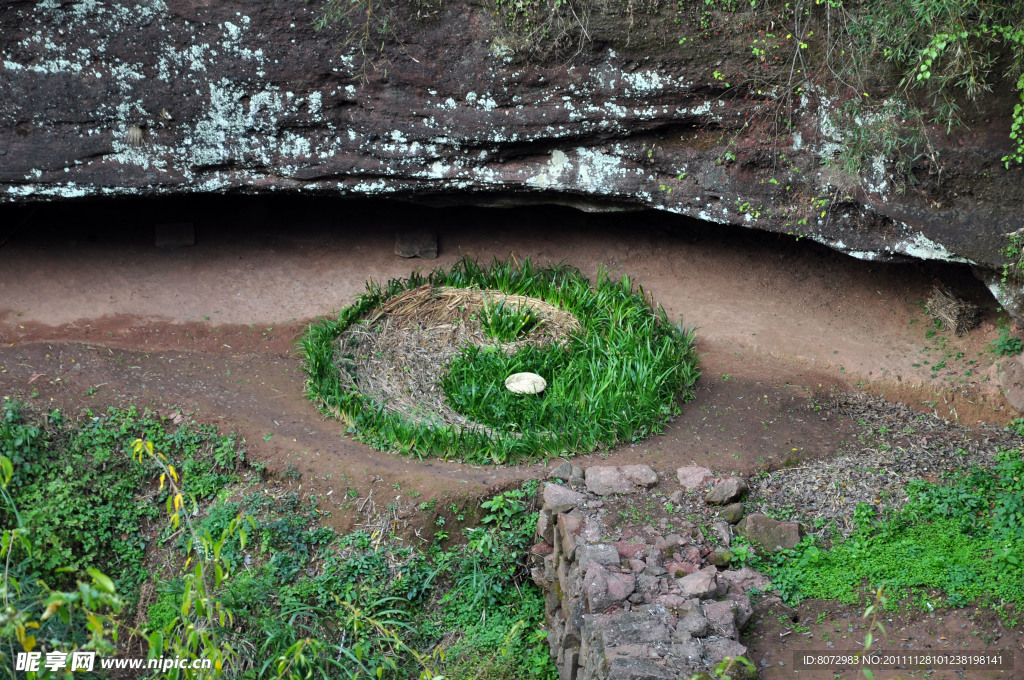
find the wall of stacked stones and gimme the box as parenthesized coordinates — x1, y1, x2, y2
(528, 463, 800, 680)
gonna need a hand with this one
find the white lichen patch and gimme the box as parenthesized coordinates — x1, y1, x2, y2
(892, 232, 974, 264)
(527, 149, 572, 188)
(0, 4, 990, 279)
(574, 148, 632, 194)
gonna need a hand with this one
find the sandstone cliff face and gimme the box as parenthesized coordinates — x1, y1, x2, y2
(2, 1, 1022, 307)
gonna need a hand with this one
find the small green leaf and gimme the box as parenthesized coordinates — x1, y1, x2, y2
(87, 568, 116, 594)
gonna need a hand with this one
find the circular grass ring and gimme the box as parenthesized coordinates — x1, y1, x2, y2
(300, 258, 700, 464)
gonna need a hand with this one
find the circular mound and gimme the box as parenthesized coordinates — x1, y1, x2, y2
(300, 258, 700, 463)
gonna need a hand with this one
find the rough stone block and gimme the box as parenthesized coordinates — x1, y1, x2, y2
(720, 567, 771, 593)
(711, 519, 732, 547)
(584, 563, 614, 613)
(667, 638, 703, 667)
(549, 460, 574, 480)
(627, 558, 646, 573)
(545, 585, 561, 616)
(677, 466, 715, 490)
(566, 597, 586, 640)
(677, 566, 719, 599)
(727, 592, 754, 631)
(676, 612, 709, 638)
(636, 573, 661, 596)
(998, 356, 1024, 411)
(665, 561, 695, 578)
(597, 610, 673, 647)
(580, 543, 620, 569)
(394, 228, 437, 259)
(585, 466, 636, 495)
(703, 638, 750, 675)
(562, 649, 579, 680)
(643, 544, 664, 570)
(537, 508, 554, 544)
(705, 477, 749, 505)
(664, 533, 687, 549)
(613, 540, 647, 560)
(707, 548, 733, 568)
(718, 502, 745, 525)
(549, 617, 566, 659)
(558, 556, 571, 603)
(621, 464, 658, 487)
(544, 483, 587, 514)
(606, 571, 636, 604)
(558, 510, 584, 559)
(735, 513, 801, 552)
(607, 658, 676, 680)
(703, 600, 738, 639)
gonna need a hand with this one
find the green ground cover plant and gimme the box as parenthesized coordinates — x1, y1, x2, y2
(0, 400, 244, 608)
(990, 318, 1024, 357)
(1, 401, 557, 679)
(300, 257, 700, 464)
(762, 446, 1024, 623)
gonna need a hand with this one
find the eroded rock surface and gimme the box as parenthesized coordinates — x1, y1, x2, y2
(2, 1, 1022, 312)
(735, 513, 802, 553)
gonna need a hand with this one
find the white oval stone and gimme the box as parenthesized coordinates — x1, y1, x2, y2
(505, 372, 547, 394)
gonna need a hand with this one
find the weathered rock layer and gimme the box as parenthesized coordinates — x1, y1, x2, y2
(2, 1, 1022, 308)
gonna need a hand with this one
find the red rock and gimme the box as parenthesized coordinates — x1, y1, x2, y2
(585, 466, 635, 495)
(705, 477, 749, 505)
(676, 466, 716, 490)
(703, 600, 738, 638)
(0, 0, 1008, 297)
(543, 483, 587, 513)
(665, 560, 696, 577)
(614, 540, 647, 559)
(677, 566, 719, 599)
(557, 509, 584, 557)
(720, 567, 771, 594)
(621, 464, 658, 487)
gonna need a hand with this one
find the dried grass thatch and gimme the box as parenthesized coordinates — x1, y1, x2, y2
(926, 287, 980, 336)
(336, 285, 580, 432)
(367, 285, 581, 343)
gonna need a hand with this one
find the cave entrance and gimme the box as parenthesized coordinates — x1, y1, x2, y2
(0, 194, 1006, 437)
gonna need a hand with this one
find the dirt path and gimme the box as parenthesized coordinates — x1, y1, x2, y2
(2, 198, 1020, 676)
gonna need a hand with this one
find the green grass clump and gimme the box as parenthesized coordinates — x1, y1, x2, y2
(0, 400, 244, 603)
(480, 297, 540, 342)
(300, 257, 700, 463)
(765, 447, 1024, 621)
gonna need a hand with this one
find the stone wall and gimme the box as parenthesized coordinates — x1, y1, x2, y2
(529, 464, 764, 680)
